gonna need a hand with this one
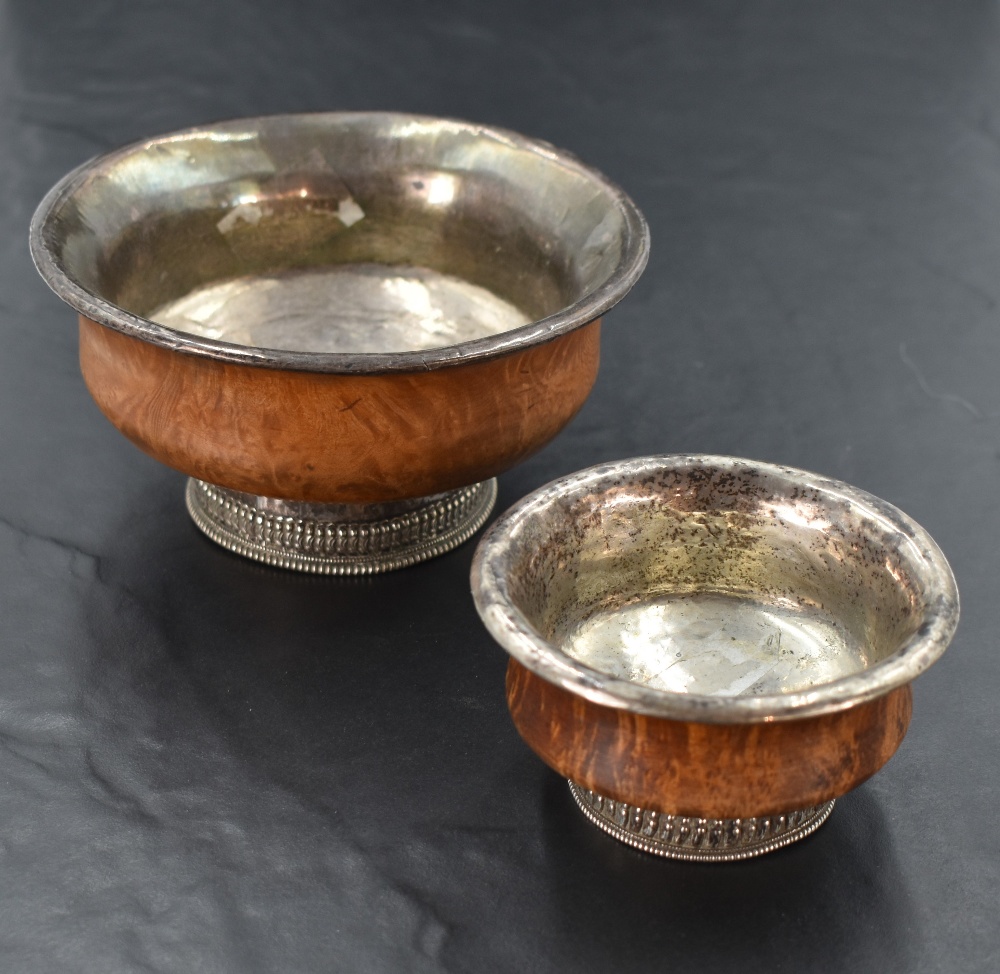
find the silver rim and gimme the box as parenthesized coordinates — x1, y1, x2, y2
(187, 477, 497, 574)
(30, 111, 649, 375)
(471, 454, 960, 723)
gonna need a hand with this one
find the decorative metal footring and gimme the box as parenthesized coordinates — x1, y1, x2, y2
(568, 781, 834, 862)
(186, 477, 498, 575)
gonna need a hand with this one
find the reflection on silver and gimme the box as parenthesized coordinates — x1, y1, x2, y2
(471, 454, 959, 722)
(563, 592, 862, 697)
(152, 264, 530, 354)
(569, 783, 835, 862)
(30, 111, 649, 373)
(187, 477, 497, 574)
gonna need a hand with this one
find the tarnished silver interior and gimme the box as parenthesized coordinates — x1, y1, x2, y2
(151, 264, 530, 354)
(30, 112, 648, 371)
(471, 455, 959, 722)
(564, 592, 863, 697)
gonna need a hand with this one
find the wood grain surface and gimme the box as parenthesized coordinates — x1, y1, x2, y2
(78, 316, 601, 503)
(505, 658, 913, 818)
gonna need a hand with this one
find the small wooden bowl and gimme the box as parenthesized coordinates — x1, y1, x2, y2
(471, 455, 959, 860)
(31, 113, 648, 573)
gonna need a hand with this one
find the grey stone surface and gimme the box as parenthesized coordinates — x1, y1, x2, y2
(2, 1, 995, 971)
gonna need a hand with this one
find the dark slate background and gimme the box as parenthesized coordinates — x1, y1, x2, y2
(2, 1, 996, 971)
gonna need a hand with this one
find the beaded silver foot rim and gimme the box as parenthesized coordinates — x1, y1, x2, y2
(568, 782, 834, 862)
(186, 477, 498, 574)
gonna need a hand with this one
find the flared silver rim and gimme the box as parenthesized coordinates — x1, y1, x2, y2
(471, 454, 960, 723)
(30, 111, 649, 375)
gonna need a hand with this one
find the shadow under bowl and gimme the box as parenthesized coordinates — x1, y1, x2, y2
(31, 112, 648, 572)
(471, 455, 959, 859)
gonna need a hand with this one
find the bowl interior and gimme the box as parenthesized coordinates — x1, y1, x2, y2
(40, 114, 635, 355)
(499, 460, 947, 699)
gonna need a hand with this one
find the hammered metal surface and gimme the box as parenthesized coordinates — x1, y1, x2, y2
(151, 264, 531, 354)
(187, 477, 497, 574)
(563, 591, 863, 696)
(568, 783, 835, 862)
(472, 455, 959, 722)
(30, 112, 649, 373)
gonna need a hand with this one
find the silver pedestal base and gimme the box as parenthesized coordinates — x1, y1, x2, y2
(569, 782, 834, 862)
(186, 477, 498, 574)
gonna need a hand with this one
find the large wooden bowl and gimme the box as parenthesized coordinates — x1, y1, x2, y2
(471, 456, 959, 860)
(31, 113, 648, 573)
